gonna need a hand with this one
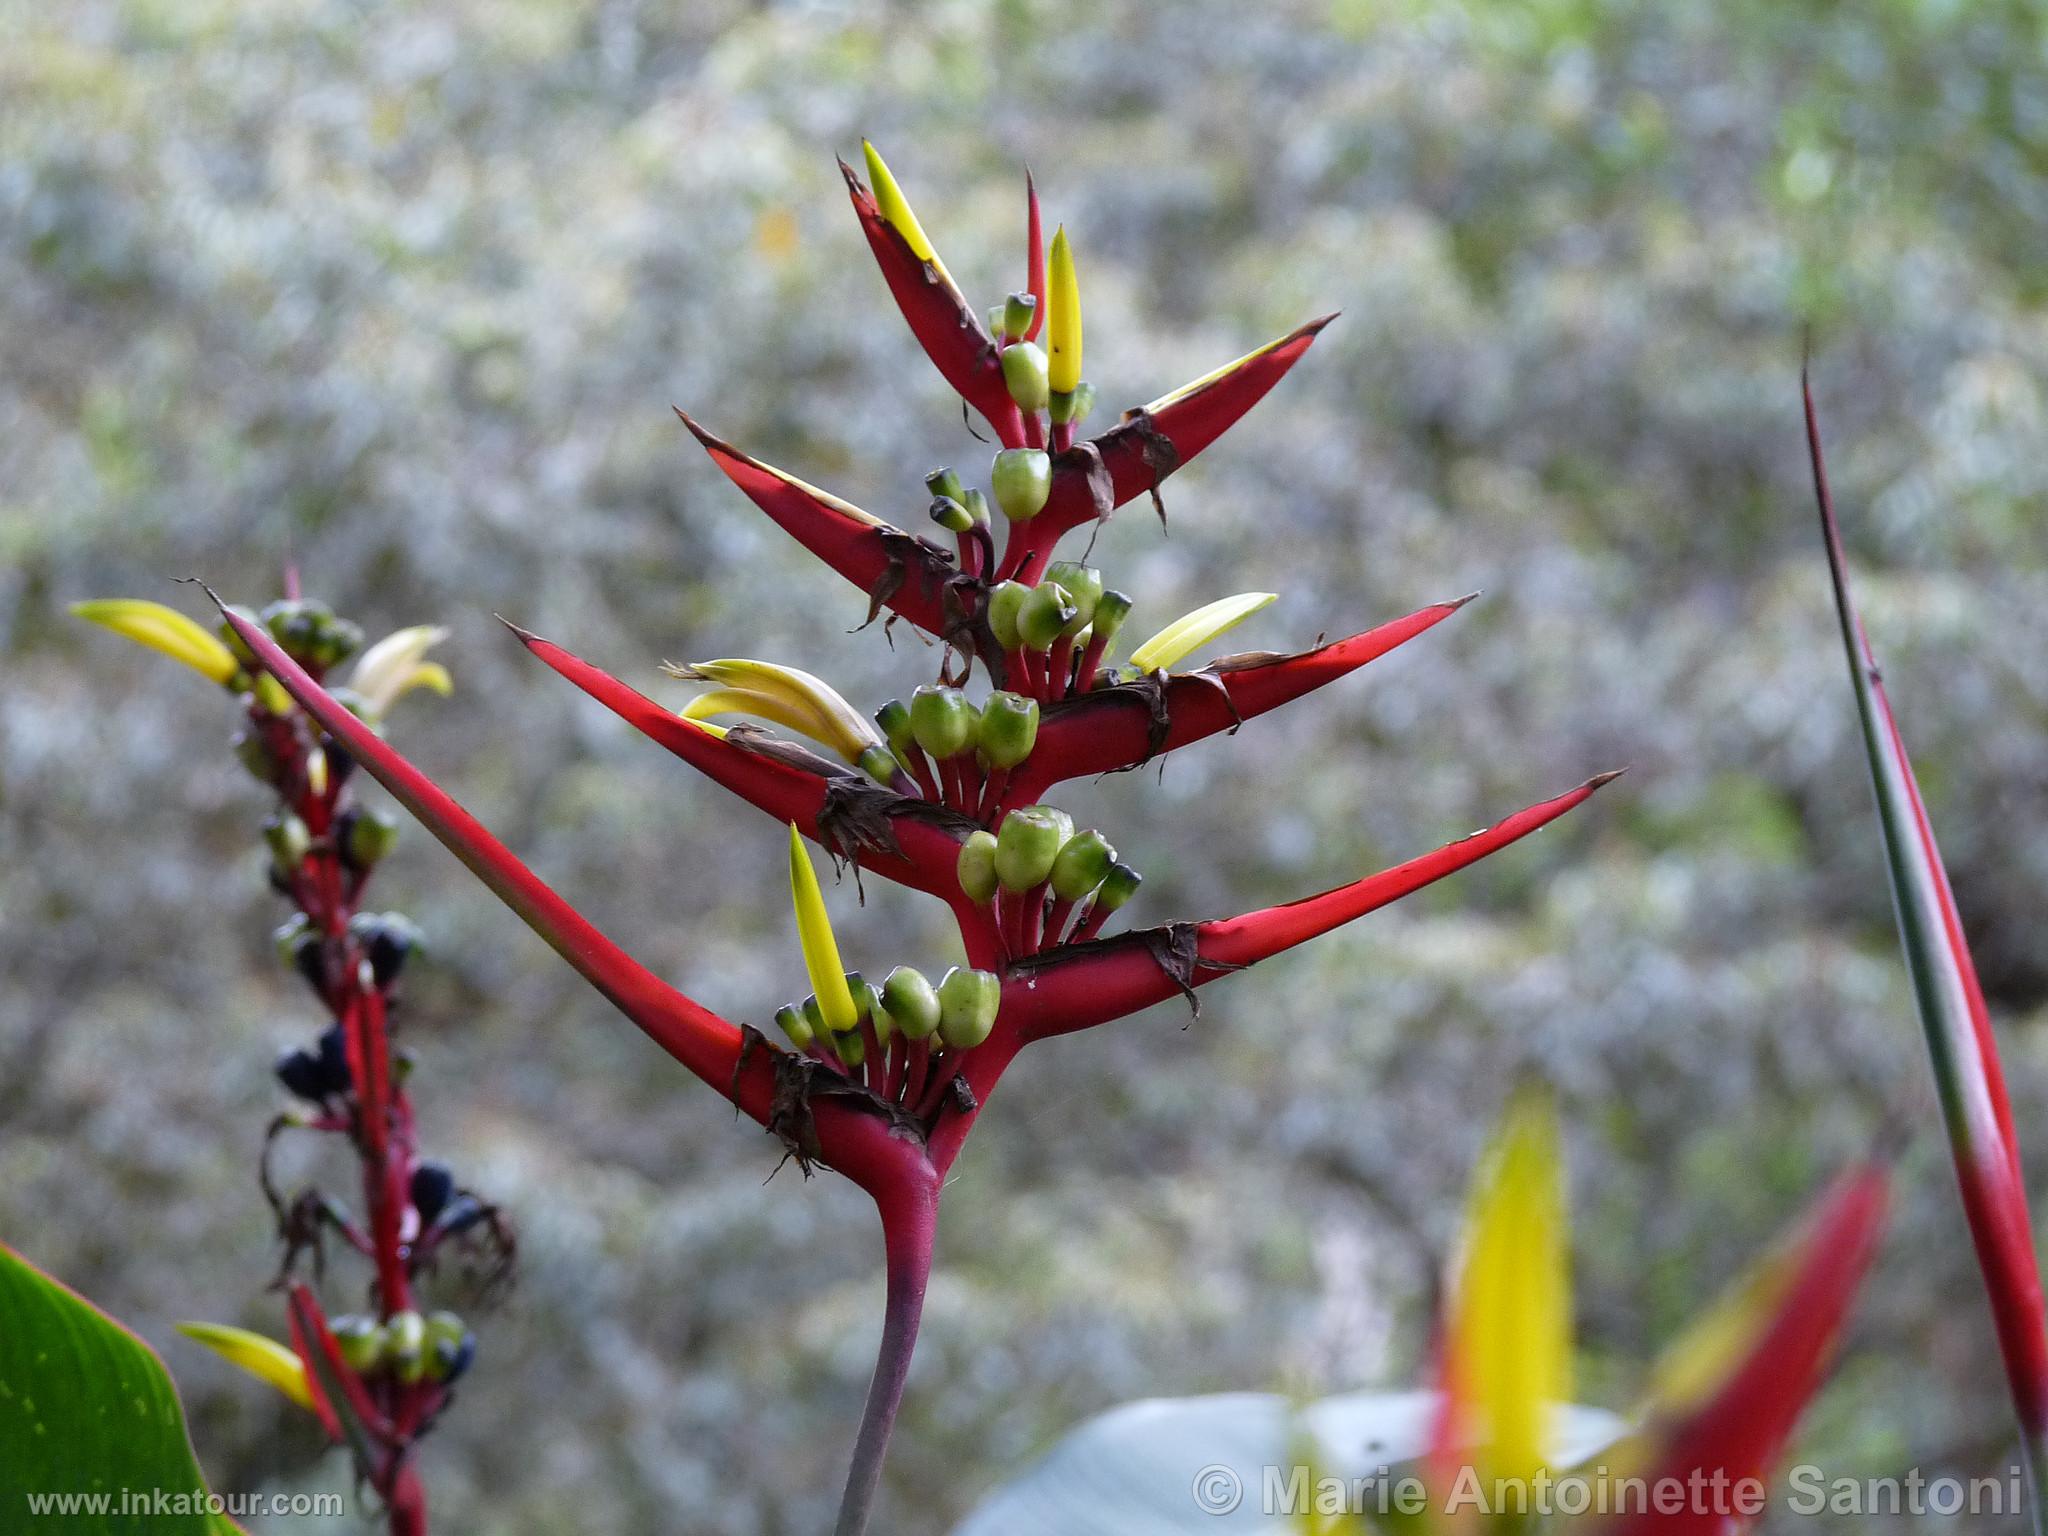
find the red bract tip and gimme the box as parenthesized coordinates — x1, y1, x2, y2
(839, 157, 1023, 447)
(508, 623, 976, 902)
(1023, 171, 1045, 343)
(1003, 595, 1475, 808)
(676, 410, 962, 639)
(1010, 314, 1338, 582)
(1609, 1164, 1889, 1536)
(1006, 772, 1617, 1040)
(1804, 373, 2048, 1447)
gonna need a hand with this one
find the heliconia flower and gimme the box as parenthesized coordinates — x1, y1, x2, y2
(789, 822, 860, 1036)
(176, 1320, 316, 1411)
(1605, 1163, 1889, 1536)
(71, 598, 241, 687)
(673, 658, 885, 766)
(1436, 1090, 1570, 1492)
(346, 624, 453, 719)
(1126, 592, 1277, 673)
(1046, 225, 1082, 396)
(1007, 597, 1475, 807)
(1804, 375, 2048, 1474)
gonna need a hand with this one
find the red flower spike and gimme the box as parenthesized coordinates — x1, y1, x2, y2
(1609, 1164, 1890, 1536)
(1008, 314, 1338, 584)
(676, 410, 958, 637)
(1805, 375, 2048, 1460)
(507, 624, 971, 899)
(1023, 171, 1045, 343)
(1005, 773, 1619, 1040)
(838, 157, 1023, 447)
(1001, 595, 1476, 808)
(208, 596, 930, 1200)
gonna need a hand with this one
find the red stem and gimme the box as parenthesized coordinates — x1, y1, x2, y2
(832, 1179, 939, 1536)
(1046, 635, 1074, 701)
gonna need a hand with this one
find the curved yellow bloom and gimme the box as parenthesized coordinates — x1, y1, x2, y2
(1446, 1090, 1570, 1487)
(71, 599, 240, 687)
(788, 823, 858, 1036)
(1047, 225, 1082, 395)
(347, 624, 453, 719)
(674, 659, 882, 765)
(176, 1321, 314, 1411)
(1127, 593, 1277, 673)
(862, 140, 953, 287)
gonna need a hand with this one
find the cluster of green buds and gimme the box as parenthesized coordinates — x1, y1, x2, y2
(331, 1307, 477, 1389)
(784, 826, 1000, 1120)
(875, 684, 1039, 818)
(985, 560, 1133, 703)
(957, 806, 1140, 957)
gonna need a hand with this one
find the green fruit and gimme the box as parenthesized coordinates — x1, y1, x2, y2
(1001, 341, 1051, 413)
(936, 967, 1001, 1049)
(977, 692, 1039, 770)
(991, 449, 1052, 522)
(881, 966, 941, 1041)
(957, 830, 1000, 905)
(995, 808, 1066, 892)
(1050, 829, 1117, 902)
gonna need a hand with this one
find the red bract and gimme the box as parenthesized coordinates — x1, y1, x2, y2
(1805, 374, 2048, 1496)
(211, 152, 1616, 1536)
(1001, 595, 1478, 808)
(1608, 1165, 1889, 1536)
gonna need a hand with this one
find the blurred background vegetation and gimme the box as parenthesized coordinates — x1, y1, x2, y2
(7, 0, 2048, 1529)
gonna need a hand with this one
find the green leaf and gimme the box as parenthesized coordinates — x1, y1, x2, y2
(952, 1389, 1625, 1534)
(0, 1242, 240, 1534)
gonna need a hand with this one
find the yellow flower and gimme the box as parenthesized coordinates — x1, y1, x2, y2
(71, 599, 240, 687)
(1046, 225, 1082, 395)
(347, 625, 453, 719)
(176, 1321, 314, 1411)
(787, 824, 858, 1036)
(1127, 593, 1277, 672)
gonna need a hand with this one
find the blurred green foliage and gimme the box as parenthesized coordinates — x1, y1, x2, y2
(7, 0, 2048, 1530)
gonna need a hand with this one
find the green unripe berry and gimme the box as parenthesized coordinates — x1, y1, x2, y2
(985, 582, 1030, 650)
(1048, 380, 1097, 427)
(264, 814, 312, 876)
(1001, 341, 1051, 413)
(925, 467, 966, 505)
(957, 830, 1000, 905)
(909, 685, 978, 760)
(881, 966, 942, 1040)
(1017, 582, 1077, 652)
(802, 995, 827, 1037)
(831, 1028, 866, 1068)
(858, 745, 899, 786)
(995, 807, 1066, 892)
(1090, 590, 1134, 655)
(875, 699, 915, 756)
(1001, 291, 1038, 341)
(936, 966, 1001, 1050)
(929, 495, 973, 533)
(977, 691, 1039, 770)
(332, 1315, 385, 1375)
(344, 806, 401, 870)
(233, 728, 282, 785)
(1051, 829, 1117, 902)
(1044, 562, 1103, 635)
(387, 1310, 428, 1385)
(775, 1003, 814, 1051)
(991, 449, 1052, 522)
(962, 489, 992, 527)
(1096, 862, 1143, 912)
